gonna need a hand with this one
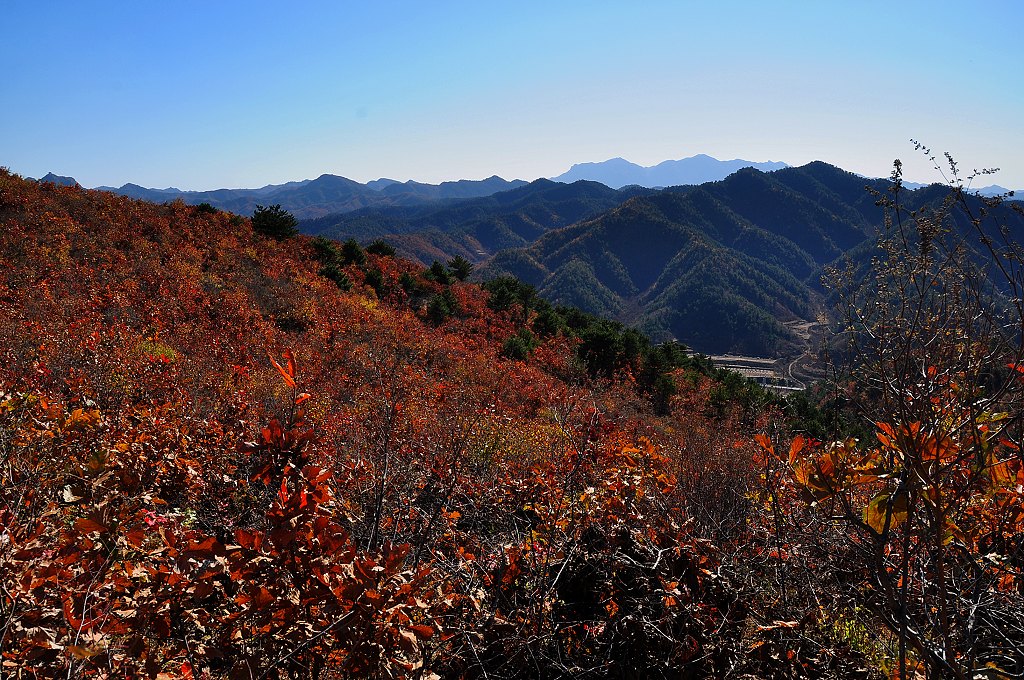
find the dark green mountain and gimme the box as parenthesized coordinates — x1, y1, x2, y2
(480, 162, 1024, 355)
(92, 174, 527, 219)
(37, 172, 79, 187)
(301, 179, 657, 263)
(481, 182, 823, 355)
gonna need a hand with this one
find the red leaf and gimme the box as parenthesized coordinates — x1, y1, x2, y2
(182, 536, 224, 559)
(235, 528, 260, 550)
(75, 517, 107, 534)
(284, 349, 296, 380)
(409, 624, 434, 639)
(753, 433, 773, 454)
(269, 352, 296, 388)
(788, 435, 807, 465)
(124, 528, 146, 548)
(254, 587, 275, 608)
(63, 599, 82, 629)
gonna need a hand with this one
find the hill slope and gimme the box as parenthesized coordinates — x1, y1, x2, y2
(301, 178, 657, 263)
(482, 162, 1024, 355)
(5, 169, 1017, 678)
(0, 168, 823, 678)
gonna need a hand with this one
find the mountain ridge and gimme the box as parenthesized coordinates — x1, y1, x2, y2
(551, 153, 790, 188)
(480, 162, 1024, 355)
(301, 178, 658, 264)
(58, 173, 528, 219)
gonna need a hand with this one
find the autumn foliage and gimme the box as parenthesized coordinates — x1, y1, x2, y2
(2, 166, 1021, 679)
(0, 170, 772, 678)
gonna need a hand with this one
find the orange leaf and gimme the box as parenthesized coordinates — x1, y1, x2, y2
(793, 461, 811, 487)
(788, 435, 807, 465)
(295, 392, 311, 405)
(68, 645, 101, 659)
(876, 421, 896, 443)
(990, 458, 1017, 487)
(269, 352, 296, 388)
(254, 587, 275, 608)
(409, 624, 434, 639)
(75, 517, 107, 534)
(284, 349, 296, 379)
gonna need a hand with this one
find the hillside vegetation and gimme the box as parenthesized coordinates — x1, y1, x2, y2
(301, 179, 657, 265)
(481, 163, 1024, 355)
(1, 169, 1023, 679)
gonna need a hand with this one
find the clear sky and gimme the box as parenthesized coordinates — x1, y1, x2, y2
(2, 1, 1022, 190)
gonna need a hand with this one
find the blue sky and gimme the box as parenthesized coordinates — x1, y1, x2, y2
(2, 1, 1022, 189)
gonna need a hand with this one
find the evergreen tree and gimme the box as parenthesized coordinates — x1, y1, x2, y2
(448, 255, 474, 281)
(251, 204, 298, 240)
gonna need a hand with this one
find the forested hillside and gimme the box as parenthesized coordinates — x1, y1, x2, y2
(482, 162, 1024, 355)
(2, 169, 1022, 679)
(301, 179, 656, 265)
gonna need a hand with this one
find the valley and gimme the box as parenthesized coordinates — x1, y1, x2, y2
(707, 319, 826, 393)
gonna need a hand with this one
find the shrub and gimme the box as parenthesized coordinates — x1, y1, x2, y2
(501, 329, 539, 361)
(319, 262, 352, 290)
(311, 236, 341, 263)
(426, 288, 459, 324)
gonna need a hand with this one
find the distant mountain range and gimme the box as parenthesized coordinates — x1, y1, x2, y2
(33, 155, 1019, 222)
(550, 154, 789, 189)
(31, 154, 791, 220)
(34, 173, 528, 220)
(895, 180, 1015, 197)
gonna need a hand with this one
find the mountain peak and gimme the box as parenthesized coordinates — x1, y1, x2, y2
(365, 178, 400, 191)
(552, 155, 789, 189)
(39, 172, 78, 187)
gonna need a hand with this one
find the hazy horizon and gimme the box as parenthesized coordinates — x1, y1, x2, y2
(3, 0, 1022, 190)
(36, 152, 795, 191)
